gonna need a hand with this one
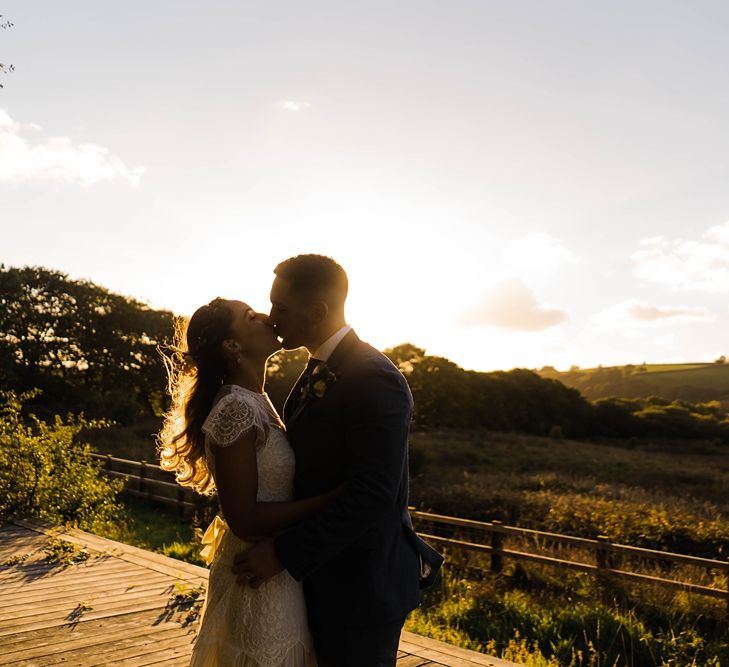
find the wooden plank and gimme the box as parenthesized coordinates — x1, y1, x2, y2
(1, 560, 142, 589)
(0, 609, 180, 664)
(14, 521, 207, 583)
(401, 632, 519, 667)
(2, 557, 164, 584)
(0, 533, 45, 550)
(40, 633, 193, 665)
(0, 597, 189, 638)
(99, 635, 196, 666)
(0, 578, 182, 621)
(4, 621, 187, 665)
(1, 520, 513, 667)
(2, 586, 183, 625)
(397, 655, 438, 666)
(2, 572, 174, 610)
(1, 567, 154, 596)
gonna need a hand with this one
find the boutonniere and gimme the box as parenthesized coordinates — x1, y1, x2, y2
(302, 363, 337, 400)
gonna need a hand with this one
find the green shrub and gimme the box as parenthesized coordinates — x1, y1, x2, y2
(0, 390, 124, 532)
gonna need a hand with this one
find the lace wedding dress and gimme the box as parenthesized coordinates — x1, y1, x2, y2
(190, 385, 316, 667)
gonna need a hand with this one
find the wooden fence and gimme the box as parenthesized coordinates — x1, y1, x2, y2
(410, 510, 729, 610)
(92, 454, 729, 608)
(90, 453, 203, 515)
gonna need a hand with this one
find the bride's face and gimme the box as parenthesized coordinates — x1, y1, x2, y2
(226, 300, 281, 359)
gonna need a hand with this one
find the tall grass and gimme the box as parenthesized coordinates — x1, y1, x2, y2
(406, 560, 727, 666)
(406, 430, 729, 665)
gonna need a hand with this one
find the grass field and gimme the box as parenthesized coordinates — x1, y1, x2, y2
(639, 363, 718, 373)
(405, 429, 729, 666)
(539, 362, 729, 403)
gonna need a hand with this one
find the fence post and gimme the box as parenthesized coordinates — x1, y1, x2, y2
(139, 460, 147, 498)
(491, 520, 504, 573)
(595, 534, 612, 598)
(596, 535, 610, 570)
(106, 454, 112, 472)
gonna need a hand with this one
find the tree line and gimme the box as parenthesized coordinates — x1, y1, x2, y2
(2, 265, 729, 443)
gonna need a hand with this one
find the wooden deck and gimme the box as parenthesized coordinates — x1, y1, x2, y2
(0, 520, 519, 666)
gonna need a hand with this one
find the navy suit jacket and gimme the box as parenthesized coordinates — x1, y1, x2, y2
(273, 330, 422, 627)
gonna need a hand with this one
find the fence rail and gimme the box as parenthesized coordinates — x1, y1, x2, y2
(90, 453, 200, 513)
(92, 453, 729, 607)
(409, 510, 729, 608)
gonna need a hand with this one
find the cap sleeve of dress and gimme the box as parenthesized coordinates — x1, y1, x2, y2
(202, 391, 266, 449)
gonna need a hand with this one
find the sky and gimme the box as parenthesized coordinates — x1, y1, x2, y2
(2, 1, 729, 372)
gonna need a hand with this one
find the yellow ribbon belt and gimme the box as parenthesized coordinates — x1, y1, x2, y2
(200, 515, 227, 566)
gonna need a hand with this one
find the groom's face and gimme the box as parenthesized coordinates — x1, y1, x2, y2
(269, 277, 315, 350)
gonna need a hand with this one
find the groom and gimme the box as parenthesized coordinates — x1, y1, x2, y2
(233, 254, 432, 666)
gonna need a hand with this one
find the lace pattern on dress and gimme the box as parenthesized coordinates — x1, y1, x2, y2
(202, 391, 266, 449)
(192, 386, 314, 667)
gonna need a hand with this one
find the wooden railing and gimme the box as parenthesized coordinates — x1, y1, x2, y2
(92, 454, 729, 607)
(410, 510, 729, 609)
(90, 453, 204, 515)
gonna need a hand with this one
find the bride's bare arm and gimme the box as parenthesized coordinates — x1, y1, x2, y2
(213, 429, 335, 540)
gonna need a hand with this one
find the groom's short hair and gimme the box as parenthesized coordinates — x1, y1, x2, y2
(274, 254, 348, 306)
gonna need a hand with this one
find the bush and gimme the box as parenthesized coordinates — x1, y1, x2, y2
(0, 390, 124, 532)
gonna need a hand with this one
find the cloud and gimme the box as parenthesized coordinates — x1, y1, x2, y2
(459, 277, 568, 331)
(0, 109, 144, 187)
(504, 232, 580, 272)
(279, 100, 311, 112)
(631, 222, 729, 292)
(588, 298, 715, 332)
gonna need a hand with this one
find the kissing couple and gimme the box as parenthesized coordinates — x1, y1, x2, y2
(159, 254, 443, 667)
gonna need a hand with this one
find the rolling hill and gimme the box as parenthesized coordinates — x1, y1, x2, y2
(538, 362, 729, 404)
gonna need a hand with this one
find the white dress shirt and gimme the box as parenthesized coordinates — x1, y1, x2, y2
(312, 325, 352, 363)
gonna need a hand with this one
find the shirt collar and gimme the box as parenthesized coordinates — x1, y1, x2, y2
(312, 324, 352, 363)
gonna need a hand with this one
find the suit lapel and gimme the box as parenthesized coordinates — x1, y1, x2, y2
(283, 368, 310, 423)
(285, 330, 361, 428)
(283, 358, 318, 422)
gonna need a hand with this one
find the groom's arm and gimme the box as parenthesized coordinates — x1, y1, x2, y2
(273, 361, 413, 581)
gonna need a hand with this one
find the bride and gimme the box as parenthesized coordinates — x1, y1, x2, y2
(158, 297, 331, 666)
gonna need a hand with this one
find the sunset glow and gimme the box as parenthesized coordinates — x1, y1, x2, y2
(2, 2, 729, 372)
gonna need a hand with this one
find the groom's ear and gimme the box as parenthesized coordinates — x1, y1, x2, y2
(311, 300, 328, 323)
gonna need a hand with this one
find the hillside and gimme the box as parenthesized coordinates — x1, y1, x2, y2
(538, 362, 729, 404)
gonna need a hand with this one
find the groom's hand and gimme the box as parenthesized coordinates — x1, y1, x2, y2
(232, 537, 284, 589)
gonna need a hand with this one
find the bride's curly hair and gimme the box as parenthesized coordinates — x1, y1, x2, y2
(157, 298, 234, 494)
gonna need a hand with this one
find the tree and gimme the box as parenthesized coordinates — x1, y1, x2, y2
(384, 343, 426, 374)
(0, 14, 14, 88)
(0, 265, 174, 423)
(264, 348, 308, 414)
